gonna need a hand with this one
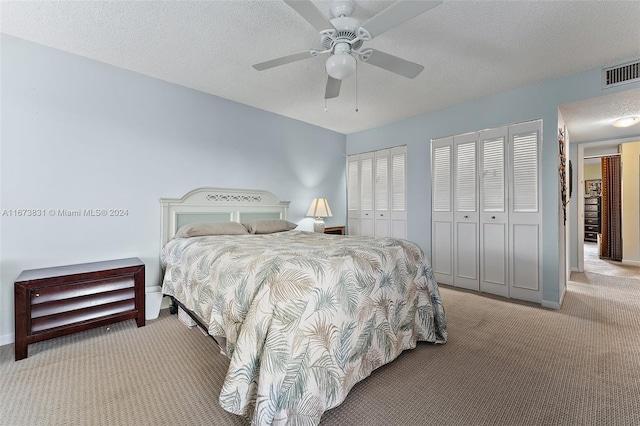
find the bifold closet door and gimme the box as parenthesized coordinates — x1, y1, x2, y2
(453, 133, 479, 291)
(348, 147, 406, 238)
(431, 120, 541, 303)
(374, 150, 390, 237)
(359, 152, 375, 237)
(347, 156, 360, 235)
(389, 147, 407, 239)
(431, 137, 454, 285)
(479, 127, 509, 297)
(508, 121, 542, 303)
(375, 147, 407, 239)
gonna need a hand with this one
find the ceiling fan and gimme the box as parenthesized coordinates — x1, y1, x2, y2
(253, 0, 442, 99)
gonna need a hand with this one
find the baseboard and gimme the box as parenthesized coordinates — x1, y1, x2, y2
(622, 259, 640, 267)
(0, 333, 15, 347)
(542, 285, 566, 310)
(559, 286, 566, 306)
(541, 299, 561, 310)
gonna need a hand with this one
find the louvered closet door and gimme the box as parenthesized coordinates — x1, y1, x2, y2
(347, 156, 360, 235)
(348, 147, 406, 238)
(431, 137, 454, 285)
(508, 121, 542, 303)
(359, 152, 375, 237)
(390, 146, 407, 239)
(479, 127, 509, 297)
(374, 150, 391, 237)
(454, 133, 479, 291)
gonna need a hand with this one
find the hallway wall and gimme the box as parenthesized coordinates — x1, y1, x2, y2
(621, 141, 640, 266)
(584, 163, 601, 180)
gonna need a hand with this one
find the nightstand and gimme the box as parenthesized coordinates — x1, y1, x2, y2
(324, 226, 345, 235)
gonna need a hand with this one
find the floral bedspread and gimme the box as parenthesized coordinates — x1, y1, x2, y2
(161, 230, 446, 425)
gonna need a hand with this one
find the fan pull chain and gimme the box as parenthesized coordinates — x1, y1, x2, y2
(324, 74, 329, 112)
(355, 60, 359, 112)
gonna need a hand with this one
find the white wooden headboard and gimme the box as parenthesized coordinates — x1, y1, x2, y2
(160, 187, 290, 246)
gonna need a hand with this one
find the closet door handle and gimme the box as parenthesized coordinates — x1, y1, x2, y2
(491, 216, 496, 219)
(464, 215, 469, 219)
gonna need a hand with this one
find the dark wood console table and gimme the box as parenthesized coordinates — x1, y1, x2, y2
(324, 226, 346, 235)
(14, 257, 145, 360)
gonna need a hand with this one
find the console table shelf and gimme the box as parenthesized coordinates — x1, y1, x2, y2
(14, 258, 145, 360)
(324, 226, 346, 235)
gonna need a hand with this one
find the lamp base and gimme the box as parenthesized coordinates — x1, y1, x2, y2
(313, 218, 326, 233)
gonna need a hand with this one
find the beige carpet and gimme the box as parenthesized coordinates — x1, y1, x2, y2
(582, 242, 640, 279)
(2, 273, 640, 425)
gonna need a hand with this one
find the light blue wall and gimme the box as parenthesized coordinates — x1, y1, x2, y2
(346, 58, 640, 307)
(0, 35, 347, 342)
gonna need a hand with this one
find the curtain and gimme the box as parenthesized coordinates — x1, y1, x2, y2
(600, 155, 622, 261)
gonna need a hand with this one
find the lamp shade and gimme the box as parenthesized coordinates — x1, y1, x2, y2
(306, 198, 333, 218)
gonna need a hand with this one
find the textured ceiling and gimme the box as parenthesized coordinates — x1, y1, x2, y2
(560, 88, 640, 144)
(2, 0, 640, 135)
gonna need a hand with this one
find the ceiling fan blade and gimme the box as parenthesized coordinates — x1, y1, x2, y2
(360, 0, 442, 39)
(253, 51, 313, 71)
(325, 76, 341, 99)
(284, 0, 335, 32)
(362, 49, 424, 79)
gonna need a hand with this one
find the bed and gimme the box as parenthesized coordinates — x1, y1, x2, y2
(160, 188, 447, 425)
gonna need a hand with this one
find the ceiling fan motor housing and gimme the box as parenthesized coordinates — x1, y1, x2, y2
(322, 16, 363, 52)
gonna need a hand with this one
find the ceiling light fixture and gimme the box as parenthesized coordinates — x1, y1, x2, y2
(325, 43, 356, 80)
(612, 116, 640, 128)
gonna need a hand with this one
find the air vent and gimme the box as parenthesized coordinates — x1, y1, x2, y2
(602, 60, 640, 88)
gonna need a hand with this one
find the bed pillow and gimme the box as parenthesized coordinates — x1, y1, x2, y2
(174, 222, 248, 238)
(243, 219, 298, 234)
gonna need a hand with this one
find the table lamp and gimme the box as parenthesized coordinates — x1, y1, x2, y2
(306, 198, 333, 233)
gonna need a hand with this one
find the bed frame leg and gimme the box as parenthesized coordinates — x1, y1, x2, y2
(169, 297, 178, 315)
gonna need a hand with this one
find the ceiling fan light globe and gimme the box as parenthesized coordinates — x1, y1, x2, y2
(326, 53, 356, 80)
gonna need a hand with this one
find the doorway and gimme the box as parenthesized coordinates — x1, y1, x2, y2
(575, 140, 640, 275)
(558, 88, 640, 279)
